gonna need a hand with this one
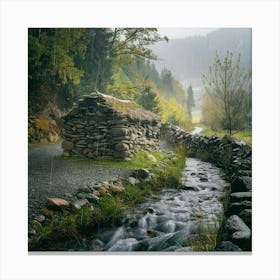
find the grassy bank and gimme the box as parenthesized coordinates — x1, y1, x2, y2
(65, 150, 168, 169)
(29, 149, 186, 251)
(197, 124, 252, 146)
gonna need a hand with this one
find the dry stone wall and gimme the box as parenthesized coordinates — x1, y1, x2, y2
(61, 92, 161, 160)
(161, 122, 252, 251)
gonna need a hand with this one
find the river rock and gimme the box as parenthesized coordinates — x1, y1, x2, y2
(34, 214, 45, 223)
(238, 209, 252, 228)
(135, 168, 150, 179)
(89, 182, 102, 190)
(47, 197, 70, 210)
(77, 192, 86, 199)
(98, 186, 108, 195)
(128, 177, 140, 186)
(77, 186, 91, 193)
(223, 215, 251, 250)
(230, 192, 252, 203)
(215, 241, 242, 251)
(228, 201, 252, 215)
(92, 190, 100, 197)
(85, 193, 99, 203)
(72, 199, 89, 209)
(232, 176, 252, 192)
(40, 207, 54, 217)
(110, 185, 125, 193)
(32, 219, 42, 229)
(90, 239, 104, 251)
(238, 170, 252, 177)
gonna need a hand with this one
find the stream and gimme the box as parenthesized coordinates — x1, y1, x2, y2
(85, 157, 229, 252)
(191, 126, 203, 135)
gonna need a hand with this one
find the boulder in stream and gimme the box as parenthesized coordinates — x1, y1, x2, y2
(215, 241, 242, 251)
(222, 215, 251, 250)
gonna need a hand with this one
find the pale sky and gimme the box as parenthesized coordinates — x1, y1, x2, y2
(157, 28, 217, 39)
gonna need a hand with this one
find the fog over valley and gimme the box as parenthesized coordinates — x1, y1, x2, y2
(152, 28, 251, 85)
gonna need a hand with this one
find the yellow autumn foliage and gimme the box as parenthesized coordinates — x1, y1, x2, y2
(201, 93, 224, 131)
(35, 117, 50, 133)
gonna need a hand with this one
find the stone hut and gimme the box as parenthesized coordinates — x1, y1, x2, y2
(61, 91, 161, 160)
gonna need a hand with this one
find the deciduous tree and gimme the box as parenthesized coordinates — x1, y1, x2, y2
(202, 51, 251, 135)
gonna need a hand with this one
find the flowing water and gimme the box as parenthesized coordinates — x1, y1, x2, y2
(87, 158, 229, 252)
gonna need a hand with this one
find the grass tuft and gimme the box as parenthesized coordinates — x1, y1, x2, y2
(65, 150, 168, 169)
(198, 124, 252, 146)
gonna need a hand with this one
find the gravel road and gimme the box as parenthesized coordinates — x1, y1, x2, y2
(28, 144, 132, 221)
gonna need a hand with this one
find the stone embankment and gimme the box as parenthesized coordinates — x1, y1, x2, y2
(62, 92, 161, 161)
(161, 123, 252, 251)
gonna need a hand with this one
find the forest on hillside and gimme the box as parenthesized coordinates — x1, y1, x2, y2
(28, 27, 252, 144)
(28, 28, 191, 134)
(152, 28, 252, 136)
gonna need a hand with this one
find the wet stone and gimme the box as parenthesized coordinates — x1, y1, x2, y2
(34, 214, 45, 223)
(85, 193, 99, 203)
(230, 192, 252, 203)
(47, 197, 70, 210)
(223, 215, 251, 250)
(232, 176, 252, 192)
(215, 241, 242, 251)
(128, 177, 140, 186)
(77, 193, 86, 199)
(228, 201, 252, 215)
(77, 187, 91, 194)
(89, 182, 102, 190)
(72, 199, 89, 209)
(109, 185, 125, 193)
(32, 220, 42, 229)
(238, 209, 252, 228)
(134, 168, 150, 179)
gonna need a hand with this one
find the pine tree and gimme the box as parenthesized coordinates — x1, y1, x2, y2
(187, 84, 195, 122)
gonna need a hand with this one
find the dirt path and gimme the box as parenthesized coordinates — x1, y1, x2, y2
(28, 144, 132, 222)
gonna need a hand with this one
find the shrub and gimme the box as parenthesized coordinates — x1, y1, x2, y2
(122, 185, 144, 206)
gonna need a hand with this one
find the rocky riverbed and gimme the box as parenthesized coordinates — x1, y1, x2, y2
(29, 142, 250, 252)
(77, 157, 229, 252)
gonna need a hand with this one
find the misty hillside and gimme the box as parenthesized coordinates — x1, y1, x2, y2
(152, 28, 252, 85)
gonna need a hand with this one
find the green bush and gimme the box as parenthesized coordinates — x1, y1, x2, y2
(122, 185, 144, 206)
(94, 196, 124, 226)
